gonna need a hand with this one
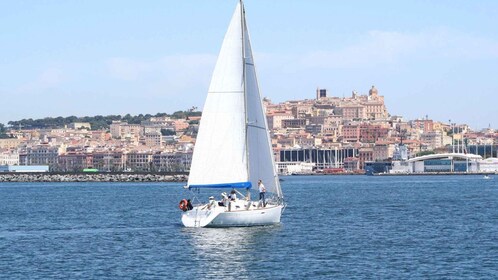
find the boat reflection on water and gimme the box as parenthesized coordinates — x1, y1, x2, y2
(182, 226, 281, 277)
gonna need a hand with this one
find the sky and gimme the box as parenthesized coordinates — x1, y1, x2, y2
(1, 0, 497, 130)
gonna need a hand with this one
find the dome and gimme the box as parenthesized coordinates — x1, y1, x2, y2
(369, 85, 378, 96)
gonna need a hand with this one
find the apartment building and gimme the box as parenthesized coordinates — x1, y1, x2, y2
(20, 144, 66, 168)
(0, 150, 19, 165)
(110, 121, 144, 139)
(0, 138, 22, 149)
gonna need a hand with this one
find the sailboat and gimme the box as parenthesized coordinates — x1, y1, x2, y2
(180, 0, 285, 228)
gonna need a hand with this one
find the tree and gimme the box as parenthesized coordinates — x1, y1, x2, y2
(0, 123, 8, 138)
(4, 111, 202, 131)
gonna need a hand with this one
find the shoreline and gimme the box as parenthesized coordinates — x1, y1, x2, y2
(1, 171, 495, 182)
(0, 172, 188, 182)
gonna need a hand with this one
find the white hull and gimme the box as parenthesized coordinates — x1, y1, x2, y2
(182, 202, 283, 228)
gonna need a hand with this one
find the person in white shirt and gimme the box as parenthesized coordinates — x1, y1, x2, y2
(228, 190, 237, 211)
(229, 189, 237, 201)
(258, 180, 266, 207)
(203, 196, 216, 210)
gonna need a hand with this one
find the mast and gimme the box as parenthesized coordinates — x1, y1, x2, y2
(241, 0, 250, 185)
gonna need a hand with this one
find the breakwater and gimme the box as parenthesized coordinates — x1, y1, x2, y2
(0, 173, 187, 182)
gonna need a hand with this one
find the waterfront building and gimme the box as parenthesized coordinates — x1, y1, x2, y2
(343, 157, 361, 172)
(0, 150, 19, 165)
(404, 153, 482, 173)
(0, 165, 49, 173)
(358, 146, 374, 170)
(373, 142, 395, 161)
(21, 144, 66, 170)
(58, 153, 89, 172)
(466, 144, 497, 158)
(152, 152, 192, 172)
(278, 147, 357, 170)
(275, 161, 315, 175)
(125, 151, 154, 172)
(91, 151, 126, 172)
(365, 161, 392, 175)
(478, 158, 498, 172)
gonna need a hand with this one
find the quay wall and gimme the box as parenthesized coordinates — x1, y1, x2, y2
(0, 172, 188, 182)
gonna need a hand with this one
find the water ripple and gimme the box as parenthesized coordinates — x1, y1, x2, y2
(0, 177, 497, 279)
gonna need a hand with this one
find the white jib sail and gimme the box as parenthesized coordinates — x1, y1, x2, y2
(187, 3, 248, 187)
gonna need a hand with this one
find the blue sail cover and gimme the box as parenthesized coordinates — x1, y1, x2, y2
(189, 181, 252, 189)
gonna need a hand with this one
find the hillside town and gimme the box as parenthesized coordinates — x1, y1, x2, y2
(1, 86, 497, 175)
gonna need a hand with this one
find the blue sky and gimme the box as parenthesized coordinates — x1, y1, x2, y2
(1, 0, 497, 129)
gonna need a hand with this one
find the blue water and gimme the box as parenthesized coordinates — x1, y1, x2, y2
(0, 175, 497, 279)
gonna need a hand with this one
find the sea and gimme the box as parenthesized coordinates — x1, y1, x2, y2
(0, 175, 497, 279)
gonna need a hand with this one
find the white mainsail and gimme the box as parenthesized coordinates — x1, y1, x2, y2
(188, 3, 247, 188)
(187, 1, 282, 198)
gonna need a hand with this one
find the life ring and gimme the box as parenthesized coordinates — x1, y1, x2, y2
(179, 199, 188, 211)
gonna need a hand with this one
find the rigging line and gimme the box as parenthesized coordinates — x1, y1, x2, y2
(247, 124, 267, 130)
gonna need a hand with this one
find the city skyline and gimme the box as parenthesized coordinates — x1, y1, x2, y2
(1, 1, 497, 129)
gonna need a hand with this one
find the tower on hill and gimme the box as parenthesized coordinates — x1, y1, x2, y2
(316, 88, 327, 99)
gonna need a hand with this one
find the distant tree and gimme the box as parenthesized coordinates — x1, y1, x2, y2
(155, 112, 168, 117)
(0, 123, 8, 138)
(5, 111, 202, 131)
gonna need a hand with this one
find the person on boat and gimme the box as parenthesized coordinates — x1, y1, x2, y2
(186, 199, 193, 211)
(258, 179, 266, 207)
(219, 192, 229, 206)
(203, 196, 216, 210)
(229, 189, 237, 201)
(228, 190, 237, 211)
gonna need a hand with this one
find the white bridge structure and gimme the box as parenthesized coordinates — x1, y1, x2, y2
(391, 153, 484, 174)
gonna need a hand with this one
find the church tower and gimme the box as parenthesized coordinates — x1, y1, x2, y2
(369, 85, 378, 99)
